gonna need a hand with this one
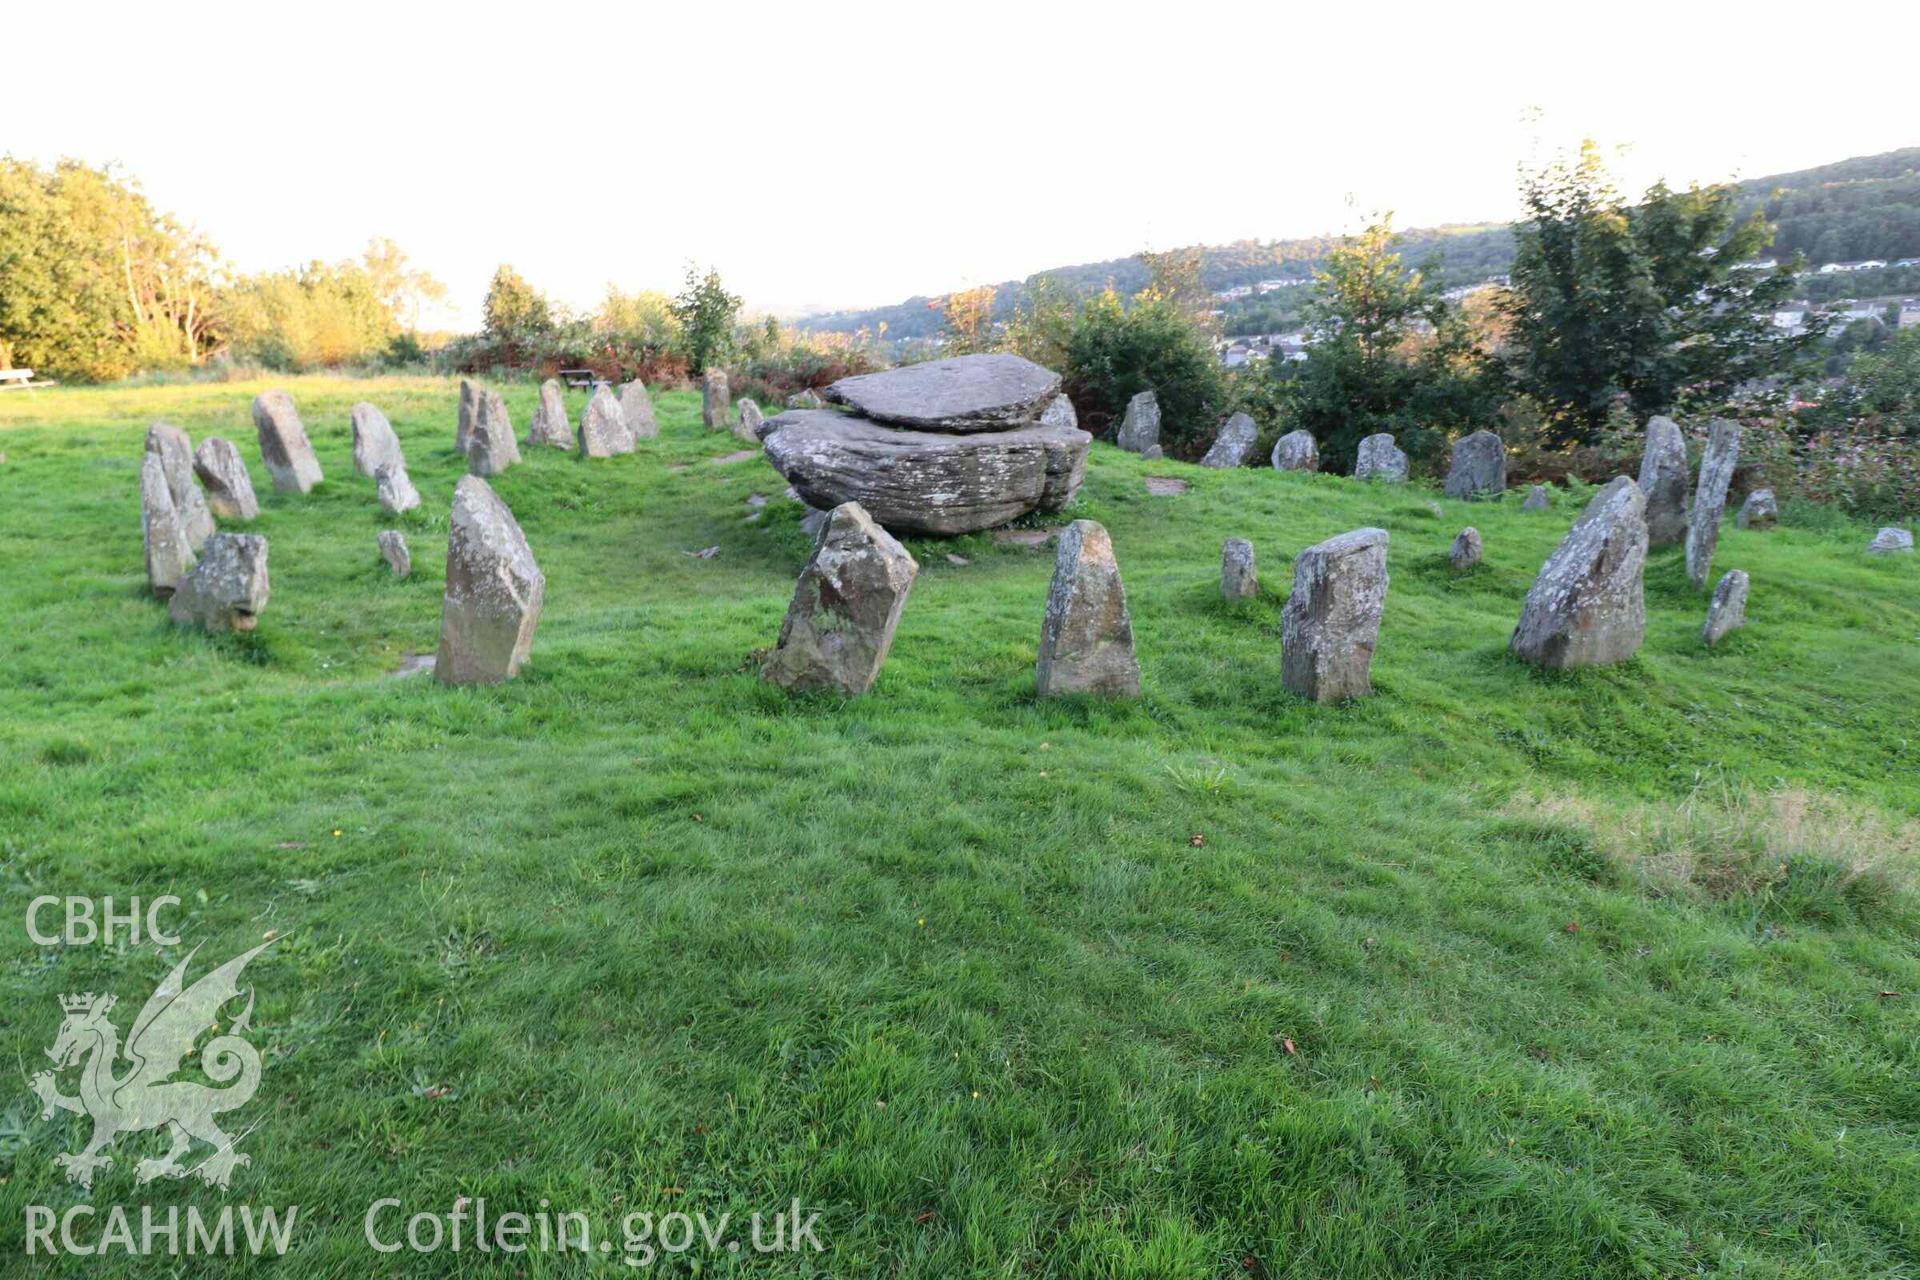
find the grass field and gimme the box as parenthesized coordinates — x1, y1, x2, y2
(2, 375, 1918, 1278)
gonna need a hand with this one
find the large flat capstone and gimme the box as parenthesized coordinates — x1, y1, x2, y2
(824, 353, 1062, 432)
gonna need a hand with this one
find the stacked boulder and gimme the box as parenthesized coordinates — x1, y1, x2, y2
(757, 353, 1091, 535)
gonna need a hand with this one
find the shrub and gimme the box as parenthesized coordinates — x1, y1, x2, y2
(1062, 289, 1223, 453)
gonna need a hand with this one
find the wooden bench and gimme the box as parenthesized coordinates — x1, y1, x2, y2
(558, 369, 608, 391)
(0, 368, 53, 389)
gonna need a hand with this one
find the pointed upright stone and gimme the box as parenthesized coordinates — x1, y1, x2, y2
(619, 380, 659, 438)
(1521, 485, 1551, 511)
(1684, 419, 1741, 588)
(456, 379, 478, 453)
(378, 529, 411, 578)
(466, 388, 521, 477)
(1221, 538, 1258, 600)
(193, 437, 259, 521)
(168, 533, 269, 632)
(577, 384, 634, 458)
(1450, 527, 1482, 571)
(1200, 412, 1258, 468)
(735, 398, 764, 443)
(787, 388, 824, 410)
(1443, 429, 1506, 500)
(1036, 519, 1140, 697)
(435, 476, 544, 685)
(702, 368, 731, 430)
(762, 502, 918, 696)
(140, 451, 195, 598)
(251, 390, 323, 493)
(1867, 527, 1914, 554)
(527, 379, 574, 449)
(1281, 527, 1388, 703)
(1354, 433, 1408, 482)
(1637, 415, 1691, 547)
(350, 402, 404, 478)
(1271, 429, 1319, 472)
(144, 421, 213, 549)
(1702, 570, 1749, 647)
(1737, 488, 1777, 530)
(1511, 476, 1648, 669)
(376, 463, 421, 515)
(1114, 390, 1161, 457)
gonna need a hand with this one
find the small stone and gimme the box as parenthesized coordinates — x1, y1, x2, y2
(702, 368, 731, 430)
(1737, 489, 1777, 530)
(1702, 569, 1749, 647)
(1199, 412, 1258, 468)
(1272, 430, 1319, 472)
(1867, 527, 1914, 554)
(527, 379, 574, 449)
(456, 379, 478, 453)
(1114, 389, 1161, 456)
(735, 398, 764, 443)
(1511, 476, 1648, 669)
(140, 451, 195, 598)
(435, 476, 544, 685)
(167, 532, 267, 632)
(1353, 433, 1408, 482)
(1221, 538, 1258, 600)
(350, 402, 405, 476)
(466, 388, 521, 476)
(1144, 476, 1189, 496)
(376, 463, 421, 515)
(577, 384, 634, 458)
(1637, 416, 1691, 547)
(1684, 418, 1740, 588)
(787, 388, 824, 410)
(1443, 430, 1506, 500)
(1282, 527, 1389, 703)
(620, 380, 659, 439)
(1521, 485, 1551, 511)
(1450, 527, 1482, 571)
(1036, 519, 1140, 698)
(824, 354, 1062, 430)
(251, 390, 323, 493)
(945, 553, 971, 566)
(145, 421, 214, 549)
(193, 437, 259, 521)
(378, 529, 411, 578)
(800, 506, 830, 539)
(763, 502, 918, 696)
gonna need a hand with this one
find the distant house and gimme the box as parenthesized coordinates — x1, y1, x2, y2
(1820, 259, 1888, 273)
(1895, 257, 1920, 269)
(1900, 300, 1920, 329)
(1732, 259, 1778, 271)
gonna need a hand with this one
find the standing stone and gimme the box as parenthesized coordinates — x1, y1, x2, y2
(1272, 430, 1319, 472)
(527, 379, 574, 449)
(762, 502, 917, 696)
(1036, 520, 1140, 698)
(1636, 416, 1691, 547)
(577, 384, 634, 458)
(350, 402, 405, 477)
(1521, 485, 1552, 511)
(435, 476, 544, 685)
(251, 390, 323, 493)
(140, 452, 195, 598)
(456, 379, 478, 453)
(1867, 527, 1914, 554)
(1199, 412, 1259, 468)
(1701, 570, 1749, 647)
(144, 422, 214, 549)
(1353, 433, 1408, 482)
(1510, 476, 1648, 669)
(1737, 489, 1778, 530)
(1443, 430, 1506, 500)
(702, 368, 731, 430)
(1684, 419, 1741, 588)
(735, 398, 764, 443)
(168, 533, 268, 632)
(1281, 528, 1389, 703)
(376, 463, 421, 515)
(1036, 395, 1087, 513)
(619, 380, 658, 438)
(787, 388, 824, 410)
(378, 529, 411, 578)
(466, 388, 521, 477)
(1114, 390, 1161, 457)
(193, 437, 259, 521)
(1450, 527, 1482, 571)
(1221, 538, 1258, 600)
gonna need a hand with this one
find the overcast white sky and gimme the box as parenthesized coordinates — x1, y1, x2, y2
(5, 1, 1916, 327)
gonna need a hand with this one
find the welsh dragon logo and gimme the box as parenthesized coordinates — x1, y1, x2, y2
(30, 940, 273, 1191)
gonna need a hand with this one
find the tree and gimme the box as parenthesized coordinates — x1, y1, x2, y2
(1500, 142, 1814, 444)
(361, 238, 445, 333)
(671, 265, 741, 375)
(1063, 287, 1223, 451)
(482, 264, 552, 340)
(940, 285, 996, 354)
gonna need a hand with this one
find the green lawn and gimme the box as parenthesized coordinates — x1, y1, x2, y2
(2, 375, 1917, 1278)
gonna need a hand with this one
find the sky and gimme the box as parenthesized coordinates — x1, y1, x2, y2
(5, 1, 1916, 329)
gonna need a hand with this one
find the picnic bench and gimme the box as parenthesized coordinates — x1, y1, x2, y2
(0, 368, 55, 390)
(559, 368, 609, 391)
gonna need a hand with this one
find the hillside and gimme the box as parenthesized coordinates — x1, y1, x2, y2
(3, 378, 1917, 1275)
(800, 146, 1920, 341)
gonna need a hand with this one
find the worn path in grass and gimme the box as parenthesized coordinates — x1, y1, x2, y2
(1, 376, 1917, 1277)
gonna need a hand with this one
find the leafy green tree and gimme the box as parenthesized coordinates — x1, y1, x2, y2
(1835, 327, 1920, 433)
(221, 258, 396, 370)
(482, 264, 552, 339)
(1501, 142, 1813, 444)
(671, 265, 742, 375)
